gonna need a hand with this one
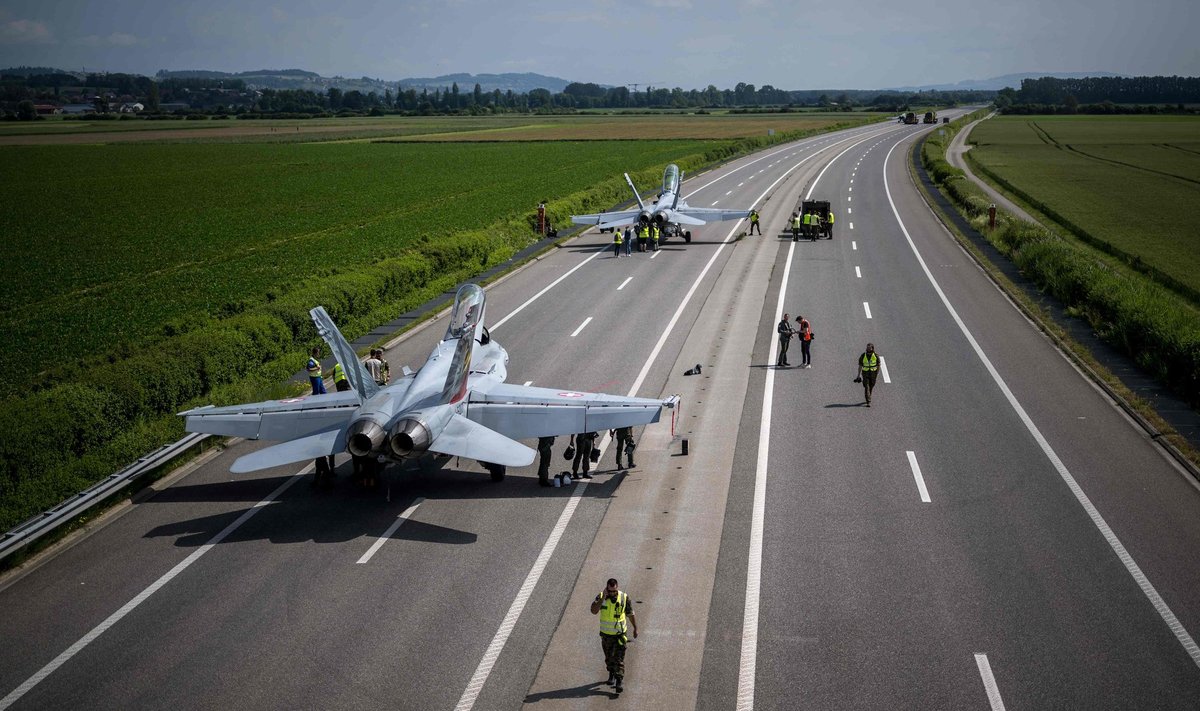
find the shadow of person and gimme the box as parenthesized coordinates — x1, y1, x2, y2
(524, 680, 615, 703)
(824, 402, 866, 408)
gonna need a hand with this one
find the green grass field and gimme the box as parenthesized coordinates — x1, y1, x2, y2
(967, 115, 1200, 298)
(0, 139, 713, 393)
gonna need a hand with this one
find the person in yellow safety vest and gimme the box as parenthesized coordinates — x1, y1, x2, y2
(307, 347, 326, 394)
(791, 212, 802, 241)
(650, 224, 660, 251)
(749, 209, 761, 235)
(637, 224, 648, 252)
(826, 210, 835, 239)
(591, 577, 639, 692)
(612, 229, 623, 258)
(331, 362, 351, 392)
(854, 342, 880, 406)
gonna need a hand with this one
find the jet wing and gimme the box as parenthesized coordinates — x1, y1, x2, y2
(570, 209, 642, 228)
(230, 428, 348, 474)
(673, 206, 753, 223)
(466, 383, 673, 440)
(427, 414, 536, 467)
(179, 391, 361, 441)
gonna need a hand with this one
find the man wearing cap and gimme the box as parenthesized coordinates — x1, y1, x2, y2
(591, 577, 639, 692)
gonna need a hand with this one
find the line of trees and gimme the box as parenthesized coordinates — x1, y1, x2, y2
(996, 75, 1200, 112)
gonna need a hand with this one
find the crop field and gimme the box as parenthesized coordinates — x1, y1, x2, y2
(0, 112, 876, 145)
(0, 139, 713, 392)
(967, 115, 1200, 298)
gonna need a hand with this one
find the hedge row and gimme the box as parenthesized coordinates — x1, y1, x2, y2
(922, 113, 1200, 407)
(0, 120, 879, 530)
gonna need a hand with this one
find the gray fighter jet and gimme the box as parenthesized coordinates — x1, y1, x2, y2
(180, 284, 677, 480)
(570, 163, 751, 243)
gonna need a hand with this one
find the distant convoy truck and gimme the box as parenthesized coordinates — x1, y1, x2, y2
(903, 112, 918, 124)
(792, 199, 832, 241)
(923, 111, 937, 124)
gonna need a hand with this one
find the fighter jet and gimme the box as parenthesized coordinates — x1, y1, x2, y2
(570, 163, 751, 243)
(179, 284, 677, 481)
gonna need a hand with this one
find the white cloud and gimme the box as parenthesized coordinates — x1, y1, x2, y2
(0, 18, 54, 45)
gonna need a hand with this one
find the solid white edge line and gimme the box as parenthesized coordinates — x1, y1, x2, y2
(737, 128, 886, 711)
(617, 276, 632, 291)
(569, 317, 593, 338)
(737, 240, 796, 711)
(882, 137, 1200, 670)
(880, 355, 891, 384)
(855, 266, 862, 279)
(974, 653, 1007, 711)
(0, 465, 311, 710)
(906, 451, 931, 503)
(863, 302, 872, 319)
(356, 497, 425, 564)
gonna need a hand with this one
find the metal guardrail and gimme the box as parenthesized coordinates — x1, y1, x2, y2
(0, 432, 211, 562)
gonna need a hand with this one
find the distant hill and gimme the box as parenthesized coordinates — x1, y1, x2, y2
(0, 66, 76, 77)
(397, 73, 572, 93)
(889, 71, 1125, 92)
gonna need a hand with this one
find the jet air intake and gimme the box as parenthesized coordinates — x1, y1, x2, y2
(346, 418, 386, 457)
(389, 417, 433, 458)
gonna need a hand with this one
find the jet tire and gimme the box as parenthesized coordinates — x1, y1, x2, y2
(685, 230, 692, 243)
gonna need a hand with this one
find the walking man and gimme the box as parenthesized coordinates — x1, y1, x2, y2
(796, 315, 813, 367)
(591, 577, 638, 693)
(623, 226, 633, 256)
(855, 342, 881, 406)
(749, 209, 761, 235)
(613, 228, 623, 257)
(307, 347, 326, 395)
(537, 435, 556, 487)
(826, 209, 835, 239)
(650, 224, 660, 252)
(331, 362, 351, 392)
(571, 431, 596, 479)
(612, 426, 635, 469)
(637, 224, 648, 253)
(777, 312, 795, 367)
(364, 350, 383, 386)
(791, 212, 801, 242)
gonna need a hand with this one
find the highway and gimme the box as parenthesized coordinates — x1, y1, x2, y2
(4, 111, 1200, 710)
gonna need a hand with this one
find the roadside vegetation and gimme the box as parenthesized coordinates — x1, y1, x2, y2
(921, 113, 1200, 420)
(0, 114, 878, 532)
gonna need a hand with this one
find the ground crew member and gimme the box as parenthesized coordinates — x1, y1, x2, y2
(591, 577, 638, 693)
(791, 212, 801, 241)
(571, 431, 596, 479)
(749, 209, 761, 235)
(826, 209, 835, 239)
(378, 349, 391, 385)
(364, 350, 383, 385)
(855, 342, 880, 406)
(537, 436, 556, 486)
(796, 315, 813, 367)
(808, 212, 821, 241)
(637, 224, 648, 252)
(613, 228, 623, 257)
(777, 312, 795, 367)
(307, 347, 326, 395)
(331, 362, 350, 391)
(650, 224, 660, 251)
(612, 426, 635, 469)
(623, 226, 633, 256)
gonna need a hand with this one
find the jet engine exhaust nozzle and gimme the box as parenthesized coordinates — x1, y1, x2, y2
(346, 419, 386, 457)
(389, 418, 433, 458)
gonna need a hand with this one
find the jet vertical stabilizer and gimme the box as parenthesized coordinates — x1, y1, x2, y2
(310, 306, 379, 401)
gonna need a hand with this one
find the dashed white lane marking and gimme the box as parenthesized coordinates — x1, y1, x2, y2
(974, 654, 1007, 711)
(852, 241, 857, 250)
(849, 187, 853, 192)
(848, 196, 852, 202)
(650, 249, 662, 259)
(490, 249, 603, 331)
(0, 465, 311, 710)
(850, 222, 854, 230)
(570, 317, 592, 337)
(726, 190, 733, 196)
(738, 182, 744, 187)
(882, 137, 1200, 670)
(855, 266, 862, 279)
(850, 179, 854, 183)
(617, 277, 632, 291)
(863, 302, 873, 319)
(357, 498, 425, 564)
(906, 452, 932, 503)
(848, 207, 852, 214)
(711, 200, 720, 206)
(880, 355, 891, 383)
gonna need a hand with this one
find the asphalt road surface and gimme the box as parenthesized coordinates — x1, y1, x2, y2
(4, 110, 1200, 710)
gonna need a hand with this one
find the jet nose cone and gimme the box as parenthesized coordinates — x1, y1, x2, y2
(346, 419, 385, 457)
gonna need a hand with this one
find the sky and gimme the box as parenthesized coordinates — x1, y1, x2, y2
(1, 0, 1197, 90)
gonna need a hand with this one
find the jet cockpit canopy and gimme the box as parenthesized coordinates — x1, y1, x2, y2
(661, 164, 680, 195)
(446, 283, 486, 340)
